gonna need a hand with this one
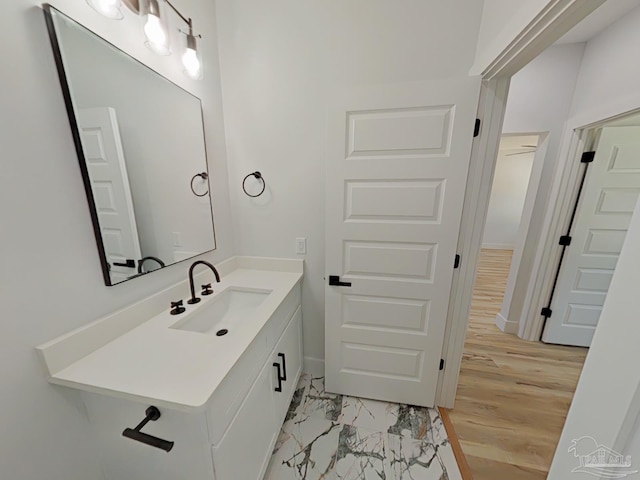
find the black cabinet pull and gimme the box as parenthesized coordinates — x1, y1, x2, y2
(113, 259, 136, 268)
(277, 353, 287, 381)
(122, 406, 174, 452)
(273, 363, 283, 392)
(329, 275, 351, 287)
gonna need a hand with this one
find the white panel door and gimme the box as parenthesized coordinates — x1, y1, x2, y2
(325, 78, 481, 407)
(78, 107, 141, 284)
(543, 127, 640, 346)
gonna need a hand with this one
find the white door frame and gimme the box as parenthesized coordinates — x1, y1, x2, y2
(436, 0, 606, 407)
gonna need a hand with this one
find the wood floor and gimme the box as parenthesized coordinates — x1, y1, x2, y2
(448, 249, 588, 480)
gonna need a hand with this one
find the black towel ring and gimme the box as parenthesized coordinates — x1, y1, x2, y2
(190, 172, 209, 197)
(242, 171, 266, 198)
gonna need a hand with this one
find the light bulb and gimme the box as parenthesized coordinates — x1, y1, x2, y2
(182, 47, 201, 79)
(144, 14, 168, 52)
(86, 0, 123, 19)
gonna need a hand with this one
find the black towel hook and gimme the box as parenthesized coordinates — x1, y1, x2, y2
(242, 171, 266, 198)
(190, 172, 209, 197)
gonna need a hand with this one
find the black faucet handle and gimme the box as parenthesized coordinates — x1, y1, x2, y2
(170, 300, 185, 315)
(201, 283, 213, 296)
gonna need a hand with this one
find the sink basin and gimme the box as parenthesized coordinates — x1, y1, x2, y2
(170, 288, 272, 335)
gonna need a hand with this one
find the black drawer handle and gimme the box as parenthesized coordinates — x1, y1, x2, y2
(122, 406, 174, 452)
(277, 353, 287, 381)
(273, 362, 283, 392)
(329, 275, 351, 287)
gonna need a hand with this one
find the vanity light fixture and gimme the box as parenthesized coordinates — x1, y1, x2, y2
(182, 22, 202, 80)
(143, 0, 170, 55)
(86, 0, 124, 19)
(147, 0, 203, 77)
(86, 0, 203, 79)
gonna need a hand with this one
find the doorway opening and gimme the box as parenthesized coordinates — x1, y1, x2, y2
(442, 2, 640, 476)
(466, 132, 544, 338)
(449, 106, 640, 478)
(480, 132, 543, 328)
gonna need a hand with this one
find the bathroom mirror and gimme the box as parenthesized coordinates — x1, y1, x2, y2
(44, 5, 216, 286)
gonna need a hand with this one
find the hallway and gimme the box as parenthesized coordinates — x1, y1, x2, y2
(447, 249, 588, 479)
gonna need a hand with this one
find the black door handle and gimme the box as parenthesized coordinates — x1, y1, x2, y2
(113, 259, 135, 268)
(329, 275, 351, 287)
(273, 362, 283, 392)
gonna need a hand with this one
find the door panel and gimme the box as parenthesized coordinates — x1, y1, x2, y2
(543, 127, 640, 346)
(346, 106, 453, 156)
(341, 342, 423, 379)
(325, 78, 481, 407)
(345, 180, 444, 222)
(342, 295, 429, 332)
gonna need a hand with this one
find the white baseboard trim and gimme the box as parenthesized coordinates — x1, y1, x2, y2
(482, 243, 515, 250)
(495, 313, 519, 334)
(303, 356, 325, 377)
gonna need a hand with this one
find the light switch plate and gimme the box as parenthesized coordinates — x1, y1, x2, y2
(295, 237, 307, 255)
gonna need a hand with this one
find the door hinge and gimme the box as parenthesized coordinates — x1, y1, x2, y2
(454, 254, 461, 269)
(581, 151, 596, 163)
(559, 235, 572, 246)
(439, 359, 445, 370)
(541, 307, 552, 318)
(474, 118, 481, 137)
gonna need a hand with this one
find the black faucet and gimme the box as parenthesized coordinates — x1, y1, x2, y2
(138, 256, 166, 274)
(187, 260, 220, 304)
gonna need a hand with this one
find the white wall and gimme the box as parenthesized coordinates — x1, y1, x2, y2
(496, 44, 584, 331)
(215, 0, 484, 362)
(0, 2, 233, 479)
(483, 150, 535, 248)
(567, 5, 640, 123)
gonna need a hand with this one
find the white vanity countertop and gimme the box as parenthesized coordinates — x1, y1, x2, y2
(39, 261, 302, 412)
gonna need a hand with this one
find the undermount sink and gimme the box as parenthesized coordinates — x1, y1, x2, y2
(170, 288, 272, 335)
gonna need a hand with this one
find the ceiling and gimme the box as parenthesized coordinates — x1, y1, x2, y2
(555, 0, 640, 44)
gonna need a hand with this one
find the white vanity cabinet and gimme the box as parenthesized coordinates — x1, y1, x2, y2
(212, 306, 303, 480)
(79, 282, 303, 480)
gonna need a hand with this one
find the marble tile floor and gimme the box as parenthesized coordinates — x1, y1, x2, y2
(264, 373, 462, 480)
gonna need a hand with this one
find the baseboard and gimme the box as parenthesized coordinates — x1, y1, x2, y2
(303, 356, 325, 377)
(482, 243, 515, 250)
(495, 313, 519, 334)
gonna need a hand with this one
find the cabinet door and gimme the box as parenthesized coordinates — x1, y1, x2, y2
(211, 361, 277, 480)
(272, 306, 303, 423)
